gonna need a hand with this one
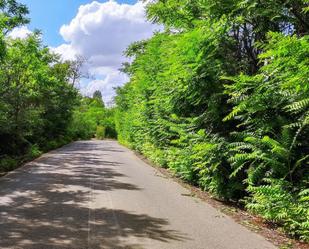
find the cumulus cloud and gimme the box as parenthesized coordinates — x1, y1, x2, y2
(50, 44, 77, 61)
(8, 26, 32, 39)
(54, 0, 160, 102)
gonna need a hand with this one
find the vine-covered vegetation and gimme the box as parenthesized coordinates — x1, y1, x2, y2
(0, 1, 115, 173)
(115, 0, 309, 241)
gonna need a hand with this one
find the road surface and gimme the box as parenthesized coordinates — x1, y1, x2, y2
(0, 140, 277, 249)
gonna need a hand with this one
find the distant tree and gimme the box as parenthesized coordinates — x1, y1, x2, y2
(93, 90, 103, 100)
(92, 90, 105, 108)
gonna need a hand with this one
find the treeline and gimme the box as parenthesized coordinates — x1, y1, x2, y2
(115, 0, 309, 241)
(0, 1, 115, 173)
(70, 91, 117, 141)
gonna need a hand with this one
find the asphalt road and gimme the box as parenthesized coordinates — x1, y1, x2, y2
(0, 140, 277, 249)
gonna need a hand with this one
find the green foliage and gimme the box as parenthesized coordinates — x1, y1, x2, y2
(0, 156, 18, 172)
(68, 95, 117, 140)
(115, 0, 309, 241)
(0, 8, 113, 172)
(0, 0, 29, 59)
(0, 2, 117, 174)
(0, 0, 29, 33)
(167, 146, 196, 182)
(93, 90, 103, 102)
(0, 33, 115, 172)
(247, 179, 309, 241)
(103, 108, 117, 138)
(96, 126, 106, 140)
(191, 134, 244, 199)
(27, 144, 42, 159)
(0, 31, 88, 168)
(224, 33, 309, 240)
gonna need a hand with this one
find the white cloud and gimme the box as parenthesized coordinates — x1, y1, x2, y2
(54, 0, 160, 102)
(50, 44, 77, 61)
(8, 26, 32, 39)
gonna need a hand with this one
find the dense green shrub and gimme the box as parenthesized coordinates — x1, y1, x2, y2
(167, 147, 196, 183)
(0, 157, 18, 172)
(68, 96, 117, 140)
(247, 179, 309, 241)
(96, 126, 106, 140)
(27, 145, 42, 160)
(115, 0, 309, 241)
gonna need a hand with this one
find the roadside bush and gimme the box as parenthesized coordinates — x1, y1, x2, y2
(26, 144, 42, 160)
(167, 147, 196, 183)
(139, 142, 167, 167)
(0, 157, 18, 172)
(115, 29, 309, 241)
(96, 126, 106, 140)
(247, 179, 309, 242)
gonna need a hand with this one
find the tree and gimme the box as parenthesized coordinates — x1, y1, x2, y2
(93, 90, 102, 100)
(0, 0, 29, 34)
(0, 33, 80, 167)
(0, 0, 29, 59)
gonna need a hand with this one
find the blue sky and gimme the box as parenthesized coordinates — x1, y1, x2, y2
(20, 0, 136, 46)
(13, 0, 159, 103)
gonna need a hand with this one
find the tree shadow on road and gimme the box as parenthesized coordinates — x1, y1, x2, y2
(0, 141, 188, 249)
